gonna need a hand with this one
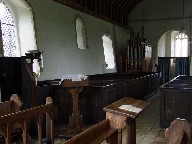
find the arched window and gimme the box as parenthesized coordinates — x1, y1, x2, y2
(0, 0, 40, 74)
(0, 2, 16, 57)
(174, 32, 188, 57)
(0, 0, 37, 57)
(75, 17, 88, 50)
(102, 35, 115, 69)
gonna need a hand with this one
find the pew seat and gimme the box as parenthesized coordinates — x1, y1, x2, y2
(64, 119, 118, 144)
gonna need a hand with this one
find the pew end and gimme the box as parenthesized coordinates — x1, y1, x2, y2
(165, 118, 192, 144)
(0, 94, 22, 116)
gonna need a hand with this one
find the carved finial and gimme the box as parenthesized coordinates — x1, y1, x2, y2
(46, 97, 53, 104)
(10, 94, 23, 108)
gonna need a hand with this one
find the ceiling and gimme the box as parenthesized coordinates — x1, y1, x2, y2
(52, 0, 141, 28)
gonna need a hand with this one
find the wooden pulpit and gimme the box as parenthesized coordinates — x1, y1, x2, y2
(62, 77, 89, 134)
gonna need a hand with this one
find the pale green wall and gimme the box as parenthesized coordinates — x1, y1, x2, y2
(165, 31, 171, 57)
(26, 0, 129, 80)
(127, 0, 192, 73)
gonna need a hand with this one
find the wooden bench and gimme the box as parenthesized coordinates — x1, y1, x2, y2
(64, 119, 118, 144)
(0, 96, 54, 144)
(0, 94, 22, 138)
(0, 94, 22, 116)
(64, 97, 150, 144)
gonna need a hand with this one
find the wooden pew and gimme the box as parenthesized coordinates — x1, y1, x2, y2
(64, 119, 119, 144)
(0, 96, 54, 144)
(0, 94, 22, 140)
(165, 118, 192, 144)
(0, 94, 22, 116)
(64, 97, 150, 144)
(160, 75, 192, 127)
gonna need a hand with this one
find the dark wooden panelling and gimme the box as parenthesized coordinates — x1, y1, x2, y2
(160, 75, 192, 128)
(48, 72, 160, 124)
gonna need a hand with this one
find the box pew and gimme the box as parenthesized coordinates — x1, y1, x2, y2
(0, 96, 54, 144)
(88, 72, 160, 100)
(43, 72, 160, 125)
(160, 75, 192, 127)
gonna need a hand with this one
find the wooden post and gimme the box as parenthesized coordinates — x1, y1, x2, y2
(46, 97, 54, 143)
(126, 118, 136, 144)
(67, 87, 83, 133)
(5, 124, 11, 144)
(23, 119, 29, 144)
(37, 114, 43, 144)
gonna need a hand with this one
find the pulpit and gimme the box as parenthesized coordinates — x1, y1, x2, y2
(61, 74, 89, 134)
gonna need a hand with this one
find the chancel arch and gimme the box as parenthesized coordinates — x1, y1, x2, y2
(157, 30, 190, 82)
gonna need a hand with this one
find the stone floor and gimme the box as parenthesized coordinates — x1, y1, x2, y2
(54, 92, 167, 144)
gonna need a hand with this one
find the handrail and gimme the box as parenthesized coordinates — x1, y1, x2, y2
(0, 97, 54, 144)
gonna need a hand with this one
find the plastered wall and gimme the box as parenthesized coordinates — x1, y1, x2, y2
(26, 0, 130, 80)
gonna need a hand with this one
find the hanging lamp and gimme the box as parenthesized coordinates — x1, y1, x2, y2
(140, 0, 146, 45)
(176, 0, 187, 40)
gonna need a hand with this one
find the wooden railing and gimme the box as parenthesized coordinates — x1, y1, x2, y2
(0, 97, 54, 144)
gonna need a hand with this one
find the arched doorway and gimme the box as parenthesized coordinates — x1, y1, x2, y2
(157, 30, 189, 83)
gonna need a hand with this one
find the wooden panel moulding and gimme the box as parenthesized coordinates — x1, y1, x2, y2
(98, 0, 102, 14)
(95, 0, 98, 12)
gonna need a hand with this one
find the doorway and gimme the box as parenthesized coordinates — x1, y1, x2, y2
(157, 30, 189, 84)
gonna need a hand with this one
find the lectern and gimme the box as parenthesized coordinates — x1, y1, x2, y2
(103, 97, 150, 144)
(61, 75, 89, 134)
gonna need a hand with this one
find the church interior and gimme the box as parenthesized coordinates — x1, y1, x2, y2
(0, 0, 192, 143)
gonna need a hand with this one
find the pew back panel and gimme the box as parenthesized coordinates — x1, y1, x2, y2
(64, 119, 118, 144)
(0, 97, 54, 144)
(160, 75, 192, 127)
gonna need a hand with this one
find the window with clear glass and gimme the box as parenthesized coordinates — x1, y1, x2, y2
(0, 2, 16, 57)
(102, 35, 115, 69)
(76, 17, 88, 50)
(174, 33, 188, 57)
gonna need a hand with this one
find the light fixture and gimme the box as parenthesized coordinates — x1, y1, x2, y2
(179, 0, 185, 34)
(188, 19, 192, 43)
(140, 0, 146, 45)
(176, 0, 187, 40)
(104, 23, 111, 38)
